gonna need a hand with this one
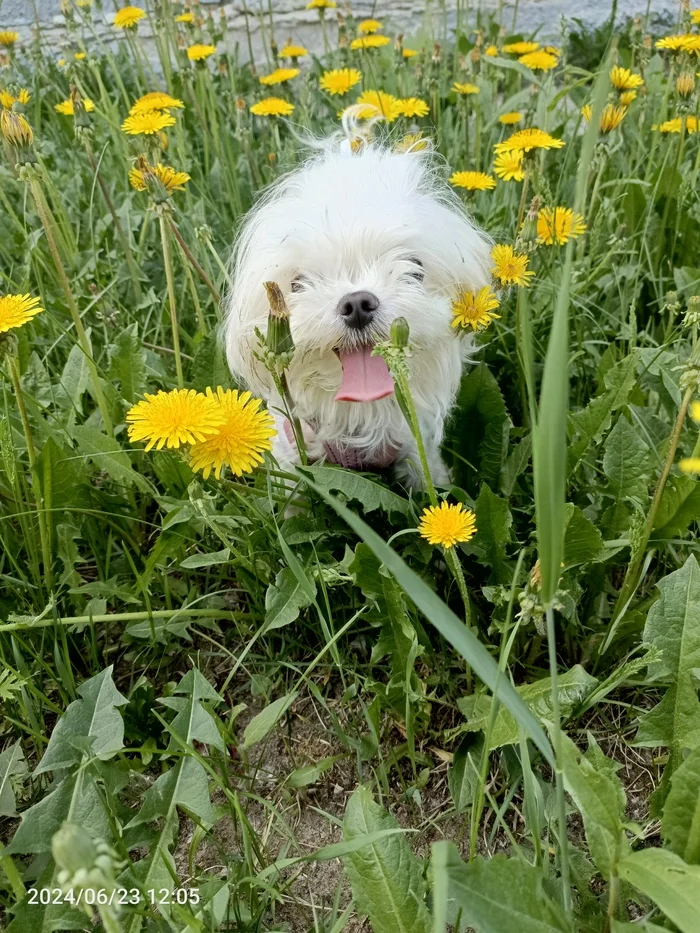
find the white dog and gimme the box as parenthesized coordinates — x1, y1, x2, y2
(224, 133, 491, 488)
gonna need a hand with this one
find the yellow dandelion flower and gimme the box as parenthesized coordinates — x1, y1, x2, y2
(0, 87, 30, 108)
(394, 132, 430, 152)
(350, 34, 391, 50)
(692, 10, 700, 23)
(450, 170, 496, 191)
(485, 44, 498, 56)
(129, 92, 185, 114)
(127, 388, 226, 452)
(495, 127, 565, 154)
(0, 31, 20, 47)
(121, 109, 176, 135)
(306, 0, 336, 7)
(175, 12, 194, 23)
(54, 97, 95, 115)
(259, 67, 299, 86)
(452, 81, 479, 94)
(0, 294, 43, 333)
(451, 286, 500, 331)
(581, 103, 627, 133)
(355, 89, 400, 121)
(679, 457, 700, 473)
(113, 6, 145, 29)
(620, 90, 637, 106)
(654, 116, 699, 133)
(491, 244, 535, 287)
(609, 66, 644, 91)
(498, 111, 523, 124)
(319, 68, 361, 96)
(691, 401, 700, 421)
(518, 50, 559, 71)
(0, 109, 33, 146)
(358, 19, 382, 34)
(395, 97, 430, 118)
(74, 51, 86, 60)
(419, 501, 477, 549)
(493, 149, 525, 181)
(278, 44, 308, 58)
(187, 43, 216, 61)
(128, 162, 190, 193)
(402, 48, 418, 58)
(502, 41, 539, 55)
(189, 388, 276, 479)
(250, 97, 295, 116)
(537, 207, 587, 246)
(656, 34, 700, 53)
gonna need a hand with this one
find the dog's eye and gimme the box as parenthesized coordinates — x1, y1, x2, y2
(290, 275, 309, 293)
(407, 258, 424, 282)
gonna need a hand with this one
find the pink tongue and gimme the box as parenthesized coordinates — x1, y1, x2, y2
(334, 346, 395, 402)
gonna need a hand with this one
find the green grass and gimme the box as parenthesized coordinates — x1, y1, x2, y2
(1, 2, 700, 931)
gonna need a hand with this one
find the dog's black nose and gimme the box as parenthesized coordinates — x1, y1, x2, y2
(338, 291, 379, 330)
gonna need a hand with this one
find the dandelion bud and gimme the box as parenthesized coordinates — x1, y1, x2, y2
(0, 108, 36, 164)
(52, 823, 97, 876)
(264, 280, 295, 358)
(529, 559, 542, 591)
(684, 295, 700, 327)
(70, 85, 91, 131)
(677, 71, 695, 98)
(432, 43, 441, 63)
(235, 96, 246, 111)
(391, 316, 410, 349)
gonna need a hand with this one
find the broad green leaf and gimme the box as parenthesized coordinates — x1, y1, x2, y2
(107, 322, 147, 404)
(463, 482, 513, 582)
(448, 734, 483, 812)
(300, 471, 555, 766)
(635, 556, 700, 806)
(662, 745, 700, 864)
(500, 432, 532, 497)
(241, 692, 298, 750)
(36, 437, 86, 517)
(0, 742, 26, 817)
(567, 352, 639, 474)
(561, 734, 627, 880)
(618, 848, 700, 933)
(35, 667, 128, 775)
(653, 476, 700, 541)
(54, 343, 89, 423)
(299, 465, 410, 517)
(159, 668, 224, 753)
(180, 547, 231, 568)
(563, 503, 604, 568)
(611, 923, 666, 933)
(444, 362, 511, 490)
(602, 416, 651, 502)
(458, 665, 598, 749)
(433, 841, 572, 933)
(72, 425, 152, 493)
(343, 785, 431, 933)
(264, 566, 315, 630)
(286, 755, 344, 789)
(191, 332, 234, 394)
(349, 542, 385, 601)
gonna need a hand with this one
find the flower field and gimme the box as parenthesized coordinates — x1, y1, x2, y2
(2, 2, 700, 931)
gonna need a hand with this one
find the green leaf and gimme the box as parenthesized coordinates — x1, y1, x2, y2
(35, 667, 128, 775)
(160, 668, 224, 753)
(635, 556, 700, 806)
(72, 425, 152, 493)
(286, 755, 344, 788)
(458, 665, 598, 749)
(444, 362, 510, 491)
(241, 692, 298, 750)
(563, 503, 604, 568)
(560, 734, 628, 880)
(343, 785, 431, 933)
(299, 465, 410, 517)
(180, 547, 231, 568)
(448, 734, 483, 812)
(36, 437, 86, 515)
(300, 470, 555, 766)
(500, 432, 532, 497)
(191, 332, 234, 394)
(463, 482, 513, 582)
(618, 848, 700, 933)
(434, 842, 572, 933)
(54, 343, 89, 423)
(107, 322, 147, 404)
(0, 742, 26, 817)
(653, 475, 700, 541)
(264, 566, 315, 630)
(602, 416, 651, 502)
(662, 745, 700, 864)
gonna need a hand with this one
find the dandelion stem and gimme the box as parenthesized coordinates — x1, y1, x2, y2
(159, 212, 184, 388)
(7, 354, 51, 589)
(166, 214, 222, 307)
(28, 175, 113, 435)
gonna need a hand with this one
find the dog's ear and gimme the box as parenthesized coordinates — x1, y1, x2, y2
(421, 195, 492, 294)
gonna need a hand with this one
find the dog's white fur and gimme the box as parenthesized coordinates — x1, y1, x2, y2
(224, 134, 491, 487)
